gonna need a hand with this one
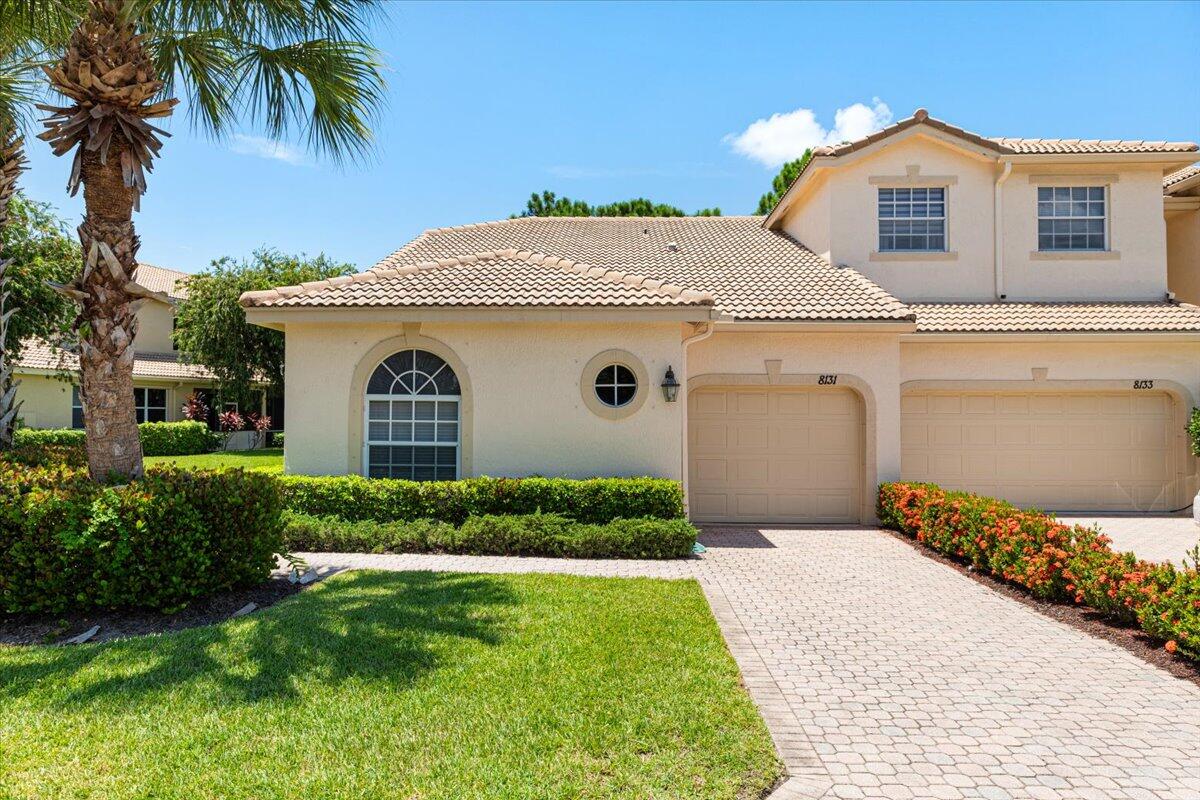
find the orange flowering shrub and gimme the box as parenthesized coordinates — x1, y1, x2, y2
(878, 482, 1199, 662)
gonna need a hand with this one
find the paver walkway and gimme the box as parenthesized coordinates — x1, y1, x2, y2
(293, 527, 1200, 800)
(1057, 512, 1199, 566)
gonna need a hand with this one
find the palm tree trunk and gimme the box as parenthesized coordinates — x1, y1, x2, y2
(0, 128, 25, 450)
(77, 136, 143, 481)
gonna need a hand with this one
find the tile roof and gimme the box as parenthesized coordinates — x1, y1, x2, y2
(247, 216, 911, 321)
(811, 109, 1199, 159)
(1164, 164, 1200, 194)
(14, 338, 215, 380)
(135, 263, 190, 300)
(912, 302, 1200, 333)
(241, 249, 716, 309)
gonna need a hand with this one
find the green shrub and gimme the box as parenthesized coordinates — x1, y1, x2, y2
(13, 427, 85, 448)
(282, 511, 697, 559)
(137, 421, 217, 456)
(2, 442, 87, 468)
(1189, 407, 1200, 457)
(14, 421, 217, 457)
(272, 431, 285, 448)
(878, 482, 1200, 662)
(0, 464, 283, 613)
(279, 475, 685, 525)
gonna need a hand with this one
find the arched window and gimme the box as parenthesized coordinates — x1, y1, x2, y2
(364, 349, 461, 480)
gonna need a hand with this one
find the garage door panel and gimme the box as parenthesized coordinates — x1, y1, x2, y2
(902, 390, 1179, 512)
(689, 387, 863, 524)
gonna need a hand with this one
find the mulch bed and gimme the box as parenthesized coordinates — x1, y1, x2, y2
(0, 576, 306, 647)
(882, 529, 1200, 688)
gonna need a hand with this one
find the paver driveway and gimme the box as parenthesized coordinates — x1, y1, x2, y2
(1057, 512, 1199, 566)
(296, 527, 1200, 800)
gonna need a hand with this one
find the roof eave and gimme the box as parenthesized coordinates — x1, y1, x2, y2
(244, 304, 720, 328)
(904, 330, 1200, 342)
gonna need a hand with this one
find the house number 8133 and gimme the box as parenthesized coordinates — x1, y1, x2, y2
(1133, 380, 1154, 389)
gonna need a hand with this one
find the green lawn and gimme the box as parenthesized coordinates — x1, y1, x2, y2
(145, 447, 284, 473)
(0, 571, 780, 799)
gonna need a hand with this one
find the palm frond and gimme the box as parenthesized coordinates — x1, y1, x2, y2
(231, 37, 383, 163)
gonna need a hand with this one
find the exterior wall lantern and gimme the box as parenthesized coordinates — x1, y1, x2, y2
(661, 365, 680, 402)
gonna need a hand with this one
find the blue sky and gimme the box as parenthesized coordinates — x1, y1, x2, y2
(18, 0, 1200, 274)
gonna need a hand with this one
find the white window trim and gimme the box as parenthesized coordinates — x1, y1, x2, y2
(1036, 184, 1110, 253)
(133, 387, 168, 424)
(876, 185, 949, 254)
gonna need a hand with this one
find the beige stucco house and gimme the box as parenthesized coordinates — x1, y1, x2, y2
(242, 109, 1200, 523)
(14, 264, 219, 429)
(1166, 164, 1200, 306)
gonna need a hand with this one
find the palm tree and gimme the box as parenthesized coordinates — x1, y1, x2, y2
(0, 7, 73, 449)
(30, 0, 384, 480)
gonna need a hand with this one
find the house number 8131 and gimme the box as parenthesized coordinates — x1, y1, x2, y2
(818, 374, 838, 385)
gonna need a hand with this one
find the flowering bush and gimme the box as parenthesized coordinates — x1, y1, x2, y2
(217, 409, 245, 450)
(878, 482, 1199, 662)
(181, 392, 209, 423)
(246, 413, 272, 449)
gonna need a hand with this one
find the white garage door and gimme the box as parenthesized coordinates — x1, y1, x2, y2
(688, 387, 864, 524)
(901, 390, 1183, 512)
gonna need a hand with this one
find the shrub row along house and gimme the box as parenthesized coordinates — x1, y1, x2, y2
(13, 264, 270, 431)
(231, 109, 1194, 523)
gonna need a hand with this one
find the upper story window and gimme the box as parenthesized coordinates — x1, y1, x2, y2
(878, 187, 945, 252)
(1037, 186, 1106, 251)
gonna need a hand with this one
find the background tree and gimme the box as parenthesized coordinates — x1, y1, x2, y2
(516, 190, 720, 218)
(0, 6, 73, 447)
(2, 194, 78, 351)
(30, 0, 385, 480)
(173, 249, 351, 413)
(754, 149, 813, 215)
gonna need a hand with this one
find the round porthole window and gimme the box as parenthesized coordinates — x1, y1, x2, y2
(580, 349, 650, 420)
(594, 364, 638, 408)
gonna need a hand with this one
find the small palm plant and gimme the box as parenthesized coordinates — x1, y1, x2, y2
(23, 0, 384, 479)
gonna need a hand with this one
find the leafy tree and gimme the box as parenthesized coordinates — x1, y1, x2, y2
(755, 149, 813, 215)
(517, 191, 720, 218)
(24, 0, 386, 480)
(173, 249, 352, 413)
(2, 194, 78, 354)
(0, 7, 73, 448)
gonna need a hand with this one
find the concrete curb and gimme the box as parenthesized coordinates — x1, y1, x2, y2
(699, 577, 833, 799)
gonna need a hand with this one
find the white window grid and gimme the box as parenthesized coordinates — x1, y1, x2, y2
(364, 395, 460, 480)
(134, 388, 167, 423)
(878, 187, 946, 252)
(1037, 186, 1106, 251)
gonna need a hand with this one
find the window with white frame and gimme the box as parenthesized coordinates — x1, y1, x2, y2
(593, 364, 638, 408)
(134, 388, 168, 423)
(1037, 186, 1106, 251)
(878, 187, 946, 252)
(364, 349, 460, 480)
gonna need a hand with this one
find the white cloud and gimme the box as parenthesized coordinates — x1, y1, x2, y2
(724, 99, 893, 167)
(229, 134, 309, 166)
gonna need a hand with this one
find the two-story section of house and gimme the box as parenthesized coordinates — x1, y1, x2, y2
(14, 264, 219, 429)
(241, 109, 1200, 523)
(1165, 164, 1200, 305)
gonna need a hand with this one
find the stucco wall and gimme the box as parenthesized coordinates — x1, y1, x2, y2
(282, 321, 685, 479)
(1167, 209, 1200, 305)
(14, 373, 211, 429)
(133, 300, 177, 353)
(778, 131, 1172, 303)
(1002, 166, 1169, 301)
(901, 337, 1200, 499)
(687, 330, 903, 521)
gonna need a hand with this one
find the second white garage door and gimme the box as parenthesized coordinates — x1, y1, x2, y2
(901, 390, 1183, 512)
(688, 387, 864, 524)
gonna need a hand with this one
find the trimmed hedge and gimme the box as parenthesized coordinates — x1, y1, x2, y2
(0, 464, 283, 613)
(878, 482, 1200, 662)
(282, 511, 698, 559)
(14, 421, 217, 457)
(279, 475, 685, 525)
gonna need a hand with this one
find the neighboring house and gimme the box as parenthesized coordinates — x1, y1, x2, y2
(1165, 163, 1200, 305)
(14, 264, 220, 429)
(242, 109, 1200, 522)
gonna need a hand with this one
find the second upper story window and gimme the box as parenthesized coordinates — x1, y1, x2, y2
(1037, 186, 1106, 251)
(878, 187, 946, 252)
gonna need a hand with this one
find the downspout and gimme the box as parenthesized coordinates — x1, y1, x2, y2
(679, 321, 716, 519)
(994, 159, 1013, 300)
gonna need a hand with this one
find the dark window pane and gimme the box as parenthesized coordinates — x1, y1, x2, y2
(414, 349, 446, 378)
(437, 448, 457, 465)
(133, 388, 146, 405)
(367, 365, 393, 393)
(72, 408, 84, 429)
(136, 408, 146, 424)
(615, 384, 636, 406)
(614, 365, 636, 385)
(148, 408, 167, 423)
(433, 367, 460, 395)
(148, 389, 166, 408)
